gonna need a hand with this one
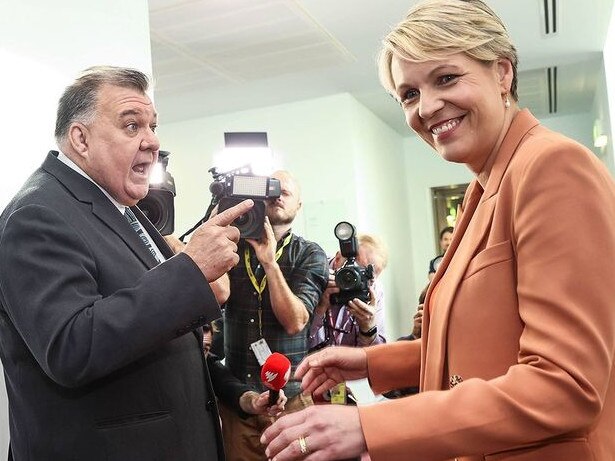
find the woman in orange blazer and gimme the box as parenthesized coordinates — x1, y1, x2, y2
(261, 0, 615, 460)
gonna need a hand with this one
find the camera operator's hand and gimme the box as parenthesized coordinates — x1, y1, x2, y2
(346, 286, 377, 333)
(240, 389, 287, 417)
(182, 199, 254, 282)
(314, 269, 339, 318)
(412, 303, 424, 339)
(245, 216, 277, 269)
(164, 234, 186, 254)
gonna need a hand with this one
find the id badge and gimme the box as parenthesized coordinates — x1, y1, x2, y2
(250, 338, 273, 365)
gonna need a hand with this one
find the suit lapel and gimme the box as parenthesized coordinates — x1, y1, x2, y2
(42, 151, 166, 269)
(92, 202, 160, 268)
(420, 110, 540, 390)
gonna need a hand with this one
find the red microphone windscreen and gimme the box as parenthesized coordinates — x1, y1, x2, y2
(261, 352, 291, 391)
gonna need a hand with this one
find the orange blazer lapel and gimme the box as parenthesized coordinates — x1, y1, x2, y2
(420, 110, 541, 391)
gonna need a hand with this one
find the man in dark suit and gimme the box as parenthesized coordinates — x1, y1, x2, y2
(0, 66, 252, 460)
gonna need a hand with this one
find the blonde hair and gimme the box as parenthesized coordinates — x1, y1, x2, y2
(378, 0, 518, 100)
(358, 234, 388, 274)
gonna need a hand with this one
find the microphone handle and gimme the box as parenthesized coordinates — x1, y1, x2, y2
(268, 389, 279, 406)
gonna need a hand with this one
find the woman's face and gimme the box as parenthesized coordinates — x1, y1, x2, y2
(391, 52, 513, 175)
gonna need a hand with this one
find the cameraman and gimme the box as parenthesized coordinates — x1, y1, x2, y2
(309, 234, 388, 350)
(220, 170, 328, 461)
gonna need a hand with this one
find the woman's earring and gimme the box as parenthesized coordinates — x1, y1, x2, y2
(504, 96, 511, 108)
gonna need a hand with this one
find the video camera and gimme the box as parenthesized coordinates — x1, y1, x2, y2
(137, 151, 176, 235)
(209, 166, 281, 239)
(330, 221, 374, 305)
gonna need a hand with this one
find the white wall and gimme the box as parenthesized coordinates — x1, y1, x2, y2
(0, 0, 153, 453)
(604, 3, 615, 171)
(541, 112, 594, 150)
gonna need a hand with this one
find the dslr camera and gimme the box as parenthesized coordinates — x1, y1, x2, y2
(210, 167, 281, 239)
(330, 221, 374, 305)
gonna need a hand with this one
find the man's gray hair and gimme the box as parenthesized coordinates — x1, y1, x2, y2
(54, 66, 150, 145)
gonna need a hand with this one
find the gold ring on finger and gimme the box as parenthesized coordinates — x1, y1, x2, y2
(298, 435, 309, 455)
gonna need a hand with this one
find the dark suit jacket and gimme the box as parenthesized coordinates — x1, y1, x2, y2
(0, 152, 225, 460)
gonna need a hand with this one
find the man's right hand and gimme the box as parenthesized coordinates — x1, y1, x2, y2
(183, 199, 253, 281)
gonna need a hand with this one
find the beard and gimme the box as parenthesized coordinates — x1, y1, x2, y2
(266, 204, 296, 226)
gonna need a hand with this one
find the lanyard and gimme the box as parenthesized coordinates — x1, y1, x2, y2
(244, 233, 292, 337)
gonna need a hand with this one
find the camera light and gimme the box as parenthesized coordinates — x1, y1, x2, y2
(149, 162, 165, 185)
(231, 175, 269, 197)
(334, 221, 355, 241)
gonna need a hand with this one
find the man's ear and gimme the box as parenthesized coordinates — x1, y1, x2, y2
(68, 122, 89, 158)
(496, 58, 514, 95)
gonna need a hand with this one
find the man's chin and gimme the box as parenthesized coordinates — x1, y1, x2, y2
(268, 215, 294, 226)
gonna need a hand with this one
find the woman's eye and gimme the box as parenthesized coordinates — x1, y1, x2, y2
(438, 74, 459, 85)
(401, 89, 419, 105)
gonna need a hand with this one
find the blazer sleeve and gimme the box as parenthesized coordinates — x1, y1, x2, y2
(365, 340, 421, 393)
(359, 138, 615, 460)
(0, 204, 221, 388)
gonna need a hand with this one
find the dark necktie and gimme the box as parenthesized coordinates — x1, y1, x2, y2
(124, 207, 161, 263)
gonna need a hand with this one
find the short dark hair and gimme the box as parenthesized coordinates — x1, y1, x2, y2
(439, 226, 454, 239)
(54, 66, 150, 146)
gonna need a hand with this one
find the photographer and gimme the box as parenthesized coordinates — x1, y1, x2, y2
(220, 170, 329, 461)
(309, 233, 388, 350)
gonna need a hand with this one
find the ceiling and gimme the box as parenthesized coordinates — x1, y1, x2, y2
(149, 0, 614, 135)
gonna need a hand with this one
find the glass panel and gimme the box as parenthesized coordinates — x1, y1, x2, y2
(431, 183, 469, 253)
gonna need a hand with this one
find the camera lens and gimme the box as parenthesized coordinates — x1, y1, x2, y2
(336, 267, 360, 290)
(137, 189, 175, 235)
(234, 213, 249, 226)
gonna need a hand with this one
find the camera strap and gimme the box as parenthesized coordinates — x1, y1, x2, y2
(244, 233, 293, 337)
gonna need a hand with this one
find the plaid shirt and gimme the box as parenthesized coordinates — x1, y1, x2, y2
(224, 232, 328, 397)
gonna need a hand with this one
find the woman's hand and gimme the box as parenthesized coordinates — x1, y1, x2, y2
(296, 346, 368, 396)
(261, 405, 366, 461)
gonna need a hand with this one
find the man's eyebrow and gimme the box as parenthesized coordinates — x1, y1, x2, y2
(118, 109, 157, 124)
(119, 109, 142, 118)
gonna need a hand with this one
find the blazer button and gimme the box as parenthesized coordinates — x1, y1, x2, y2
(449, 374, 463, 389)
(205, 400, 215, 412)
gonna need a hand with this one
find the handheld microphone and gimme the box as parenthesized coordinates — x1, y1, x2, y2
(260, 352, 291, 406)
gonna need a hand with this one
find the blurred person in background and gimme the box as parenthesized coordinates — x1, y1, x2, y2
(428, 226, 453, 281)
(308, 233, 388, 350)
